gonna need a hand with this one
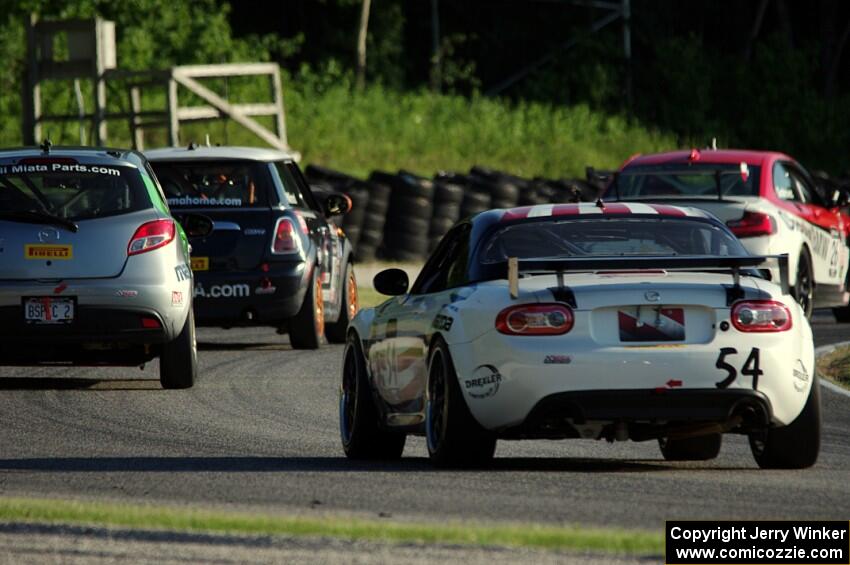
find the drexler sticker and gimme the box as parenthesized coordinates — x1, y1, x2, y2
(25, 244, 72, 260)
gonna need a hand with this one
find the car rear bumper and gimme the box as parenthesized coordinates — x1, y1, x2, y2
(0, 305, 172, 366)
(499, 388, 772, 440)
(191, 261, 308, 326)
(449, 324, 814, 431)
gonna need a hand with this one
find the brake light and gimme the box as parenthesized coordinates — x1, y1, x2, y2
(496, 304, 574, 335)
(272, 218, 301, 254)
(128, 219, 175, 255)
(731, 300, 792, 332)
(726, 212, 776, 238)
(141, 316, 161, 329)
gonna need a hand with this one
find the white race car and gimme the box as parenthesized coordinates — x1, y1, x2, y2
(340, 203, 820, 469)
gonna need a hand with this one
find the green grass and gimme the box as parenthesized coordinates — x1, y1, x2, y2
(0, 496, 662, 555)
(817, 345, 850, 390)
(358, 285, 387, 309)
(2, 78, 676, 180)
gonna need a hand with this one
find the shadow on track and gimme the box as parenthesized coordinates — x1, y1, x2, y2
(198, 342, 290, 352)
(0, 378, 160, 391)
(0, 456, 700, 473)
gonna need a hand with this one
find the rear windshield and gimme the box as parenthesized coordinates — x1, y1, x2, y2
(612, 164, 761, 199)
(0, 161, 148, 220)
(481, 217, 747, 263)
(151, 161, 269, 208)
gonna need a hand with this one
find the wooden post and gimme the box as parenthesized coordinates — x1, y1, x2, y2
(23, 14, 41, 145)
(356, 0, 371, 89)
(167, 76, 180, 147)
(129, 85, 143, 150)
(93, 18, 108, 145)
(271, 69, 287, 147)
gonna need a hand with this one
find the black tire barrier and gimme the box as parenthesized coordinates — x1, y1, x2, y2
(305, 163, 605, 261)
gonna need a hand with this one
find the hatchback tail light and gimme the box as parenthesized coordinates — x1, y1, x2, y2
(726, 212, 776, 238)
(496, 304, 574, 335)
(272, 218, 301, 254)
(128, 220, 175, 255)
(731, 300, 792, 332)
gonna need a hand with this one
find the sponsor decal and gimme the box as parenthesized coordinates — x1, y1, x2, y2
(618, 307, 684, 342)
(0, 163, 120, 176)
(171, 291, 184, 305)
(432, 314, 454, 331)
(194, 283, 250, 298)
(38, 227, 60, 242)
(53, 282, 67, 295)
(244, 228, 266, 236)
(174, 264, 192, 282)
(115, 289, 138, 298)
(543, 354, 572, 364)
(167, 196, 242, 207)
(793, 359, 809, 392)
(190, 257, 209, 271)
(25, 244, 72, 260)
(464, 364, 502, 399)
(255, 285, 277, 295)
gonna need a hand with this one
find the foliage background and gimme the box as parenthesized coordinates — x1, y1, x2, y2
(1, 0, 848, 177)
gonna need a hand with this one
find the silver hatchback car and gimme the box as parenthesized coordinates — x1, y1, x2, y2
(0, 144, 206, 388)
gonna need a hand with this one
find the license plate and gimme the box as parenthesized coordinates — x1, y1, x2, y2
(618, 307, 684, 342)
(23, 297, 75, 324)
(191, 257, 209, 271)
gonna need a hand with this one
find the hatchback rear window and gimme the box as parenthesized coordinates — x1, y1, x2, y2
(0, 161, 148, 220)
(613, 164, 762, 199)
(481, 217, 747, 263)
(152, 161, 269, 208)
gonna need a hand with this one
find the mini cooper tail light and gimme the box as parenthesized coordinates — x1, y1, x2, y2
(272, 217, 301, 254)
(731, 300, 792, 332)
(726, 212, 776, 238)
(128, 219, 175, 255)
(496, 304, 574, 335)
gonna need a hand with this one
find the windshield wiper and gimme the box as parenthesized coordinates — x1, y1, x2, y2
(0, 211, 79, 233)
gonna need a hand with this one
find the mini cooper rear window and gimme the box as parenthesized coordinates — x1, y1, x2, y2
(615, 164, 761, 199)
(0, 162, 148, 220)
(152, 161, 269, 208)
(481, 217, 747, 263)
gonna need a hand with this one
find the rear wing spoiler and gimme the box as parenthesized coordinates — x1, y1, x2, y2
(505, 254, 790, 299)
(599, 163, 751, 203)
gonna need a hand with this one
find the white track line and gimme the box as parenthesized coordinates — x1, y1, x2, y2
(815, 341, 850, 398)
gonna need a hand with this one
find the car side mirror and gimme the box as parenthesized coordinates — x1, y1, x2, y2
(324, 193, 352, 217)
(179, 213, 214, 238)
(374, 268, 409, 296)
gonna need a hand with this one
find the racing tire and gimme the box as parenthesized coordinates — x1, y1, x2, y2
(290, 268, 325, 350)
(340, 334, 406, 459)
(326, 262, 358, 344)
(749, 374, 821, 469)
(426, 340, 497, 468)
(793, 250, 814, 319)
(159, 309, 197, 390)
(658, 433, 722, 461)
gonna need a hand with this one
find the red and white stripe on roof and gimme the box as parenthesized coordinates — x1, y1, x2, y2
(500, 202, 709, 222)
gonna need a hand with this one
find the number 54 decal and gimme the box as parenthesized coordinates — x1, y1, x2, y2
(716, 347, 762, 389)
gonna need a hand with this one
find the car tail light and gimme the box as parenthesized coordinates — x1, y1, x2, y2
(726, 212, 776, 238)
(272, 218, 301, 254)
(141, 316, 161, 329)
(731, 300, 792, 332)
(128, 220, 175, 255)
(496, 304, 574, 335)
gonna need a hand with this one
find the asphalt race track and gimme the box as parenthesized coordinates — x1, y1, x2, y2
(0, 315, 847, 530)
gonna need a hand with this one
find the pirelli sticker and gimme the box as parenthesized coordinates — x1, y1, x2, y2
(25, 244, 73, 260)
